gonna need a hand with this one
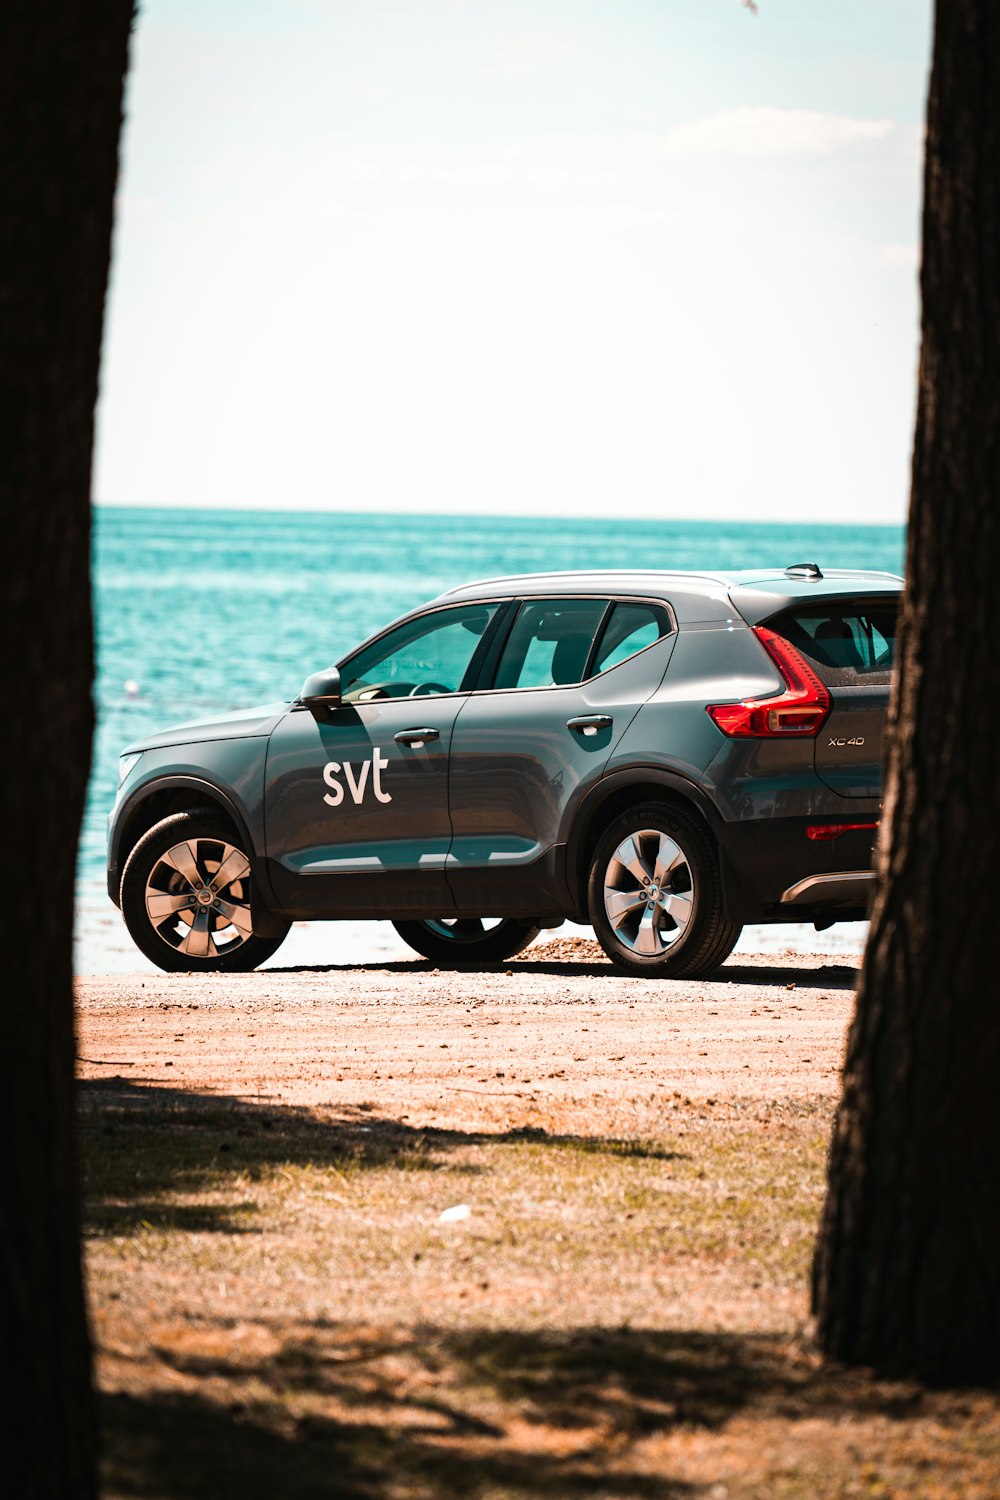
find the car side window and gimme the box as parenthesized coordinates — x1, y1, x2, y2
(492, 599, 610, 690)
(340, 603, 499, 701)
(591, 603, 671, 673)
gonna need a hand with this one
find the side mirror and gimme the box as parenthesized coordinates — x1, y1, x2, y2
(300, 665, 342, 719)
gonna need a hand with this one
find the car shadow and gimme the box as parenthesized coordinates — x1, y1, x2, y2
(713, 962, 858, 990)
(265, 956, 859, 989)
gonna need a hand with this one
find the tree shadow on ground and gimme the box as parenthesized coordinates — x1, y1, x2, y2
(79, 1079, 686, 1237)
(99, 1319, 939, 1500)
(101, 1383, 690, 1499)
(87, 1087, 992, 1498)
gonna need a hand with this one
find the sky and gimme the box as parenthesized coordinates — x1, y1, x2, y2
(94, 0, 934, 524)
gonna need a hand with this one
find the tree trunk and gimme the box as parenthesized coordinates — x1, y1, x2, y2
(813, 0, 1000, 1383)
(0, 4, 134, 1492)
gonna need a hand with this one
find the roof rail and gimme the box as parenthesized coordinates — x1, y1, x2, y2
(440, 568, 730, 597)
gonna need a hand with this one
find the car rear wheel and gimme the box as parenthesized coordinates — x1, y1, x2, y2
(392, 917, 540, 966)
(120, 811, 290, 973)
(587, 802, 741, 978)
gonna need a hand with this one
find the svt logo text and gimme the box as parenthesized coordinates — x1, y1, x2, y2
(323, 748, 392, 806)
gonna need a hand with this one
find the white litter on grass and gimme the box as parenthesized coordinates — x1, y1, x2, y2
(439, 1203, 471, 1223)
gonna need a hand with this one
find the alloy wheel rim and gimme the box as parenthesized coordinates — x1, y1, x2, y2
(144, 837, 253, 959)
(423, 917, 505, 945)
(602, 828, 693, 956)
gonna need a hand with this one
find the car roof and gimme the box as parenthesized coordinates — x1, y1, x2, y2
(438, 568, 903, 626)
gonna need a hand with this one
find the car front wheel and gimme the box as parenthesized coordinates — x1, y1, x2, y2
(120, 810, 290, 973)
(392, 917, 540, 966)
(587, 802, 741, 978)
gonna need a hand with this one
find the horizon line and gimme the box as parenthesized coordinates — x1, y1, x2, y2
(92, 500, 906, 530)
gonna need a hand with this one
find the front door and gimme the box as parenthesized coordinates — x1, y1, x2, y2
(264, 600, 501, 917)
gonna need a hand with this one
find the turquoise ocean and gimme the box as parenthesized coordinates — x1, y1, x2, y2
(82, 507, 905, 967)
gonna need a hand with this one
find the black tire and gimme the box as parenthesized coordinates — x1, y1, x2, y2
(120, 810, 290, 973)
(392, 917, 541, 966)
(587, 802, 741, 978)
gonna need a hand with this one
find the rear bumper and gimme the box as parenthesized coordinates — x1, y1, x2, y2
(779, 870, 874, 907)
(714, 815, 878, 923)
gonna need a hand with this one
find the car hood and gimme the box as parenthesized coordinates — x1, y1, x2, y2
(122, 702, 290, 754)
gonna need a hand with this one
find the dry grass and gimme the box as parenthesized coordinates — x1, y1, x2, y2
(82, 1077, 1000, 1499)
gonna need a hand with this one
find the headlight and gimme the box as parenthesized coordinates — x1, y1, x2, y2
(117, 752, 142, 787)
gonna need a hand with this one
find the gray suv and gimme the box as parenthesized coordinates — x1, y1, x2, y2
(108, 564, 900, 977)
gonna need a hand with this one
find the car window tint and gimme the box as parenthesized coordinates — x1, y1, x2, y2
(771, 601, 899, 687)
(493, 599, 609, 690)
(340, 603, 498, 701)
(592, 603, 670, 673)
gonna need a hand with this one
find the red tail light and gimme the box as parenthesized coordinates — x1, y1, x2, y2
(706, 626, 831, 738)
(806, 822, 878, 841)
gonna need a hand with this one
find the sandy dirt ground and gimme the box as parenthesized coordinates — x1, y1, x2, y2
(77, 939, 858, 1132)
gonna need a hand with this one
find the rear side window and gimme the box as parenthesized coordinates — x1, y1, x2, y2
(770, 600, 899, 686)
(493, 599, 609, 690)
(592, 603, 671, 673)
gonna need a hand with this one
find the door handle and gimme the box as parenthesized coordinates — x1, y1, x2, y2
(567, 714, 613, 737)
(393, 727, 440, 746)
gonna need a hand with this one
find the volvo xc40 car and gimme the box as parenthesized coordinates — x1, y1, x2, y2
(108, 564, 900, 977)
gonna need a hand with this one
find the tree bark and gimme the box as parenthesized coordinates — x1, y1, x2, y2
(813, 0, 1000, 1383)
(0, 4, 134, 1492)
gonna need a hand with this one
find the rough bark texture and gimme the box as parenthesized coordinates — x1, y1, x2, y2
(0, 4, 134, 1492)
(813, 0, 1000, 1383)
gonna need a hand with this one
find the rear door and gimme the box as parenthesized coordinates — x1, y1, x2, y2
(767, 598, 899, 797)
(445, 597, 675, 911)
